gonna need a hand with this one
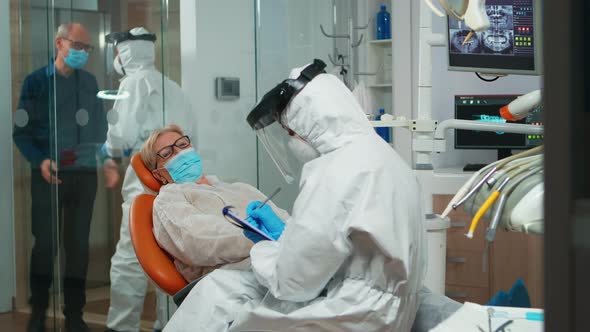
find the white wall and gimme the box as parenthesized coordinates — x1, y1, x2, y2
(0, 0, 16, 312)
(180, 0, 258, 185)
(256, 0, 334, 211)
(179, 0, 334, 211)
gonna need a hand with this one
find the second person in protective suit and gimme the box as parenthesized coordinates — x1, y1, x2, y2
(164, 59, 426, 332)
(102, 27, 197, 332)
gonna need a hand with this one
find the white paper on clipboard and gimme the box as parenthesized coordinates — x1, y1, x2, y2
(222, 206, 275, 241)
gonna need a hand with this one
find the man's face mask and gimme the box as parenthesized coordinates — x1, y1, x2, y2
(287, 135, 320, 163)
(164, 149, 203, 183)
(64, 48, 89, 69)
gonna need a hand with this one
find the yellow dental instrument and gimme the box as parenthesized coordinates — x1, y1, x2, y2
(466, 176, 510, 239)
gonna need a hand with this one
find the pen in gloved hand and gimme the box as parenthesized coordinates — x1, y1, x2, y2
(256, 187, 282, 211)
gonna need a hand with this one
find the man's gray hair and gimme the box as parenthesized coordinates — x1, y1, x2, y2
(56, 23, 74, 39)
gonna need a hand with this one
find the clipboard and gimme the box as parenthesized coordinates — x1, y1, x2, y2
(222, 206, 275, 241)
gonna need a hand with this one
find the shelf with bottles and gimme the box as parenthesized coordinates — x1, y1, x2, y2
(368, 39, 392, 46)
(368, 82, 392, 89)
(356, 1, 393, 88)
(366, 8, 392, 87)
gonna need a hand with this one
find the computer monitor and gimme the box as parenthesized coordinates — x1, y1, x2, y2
(447, 0, 542, 75)
(454, 95, 543, 159)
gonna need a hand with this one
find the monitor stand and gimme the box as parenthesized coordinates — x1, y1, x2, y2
(498, 148, 512, 160)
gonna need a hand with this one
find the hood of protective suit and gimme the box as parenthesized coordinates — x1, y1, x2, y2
(282, 67, 374, 155)
(116, 27, 156, 75)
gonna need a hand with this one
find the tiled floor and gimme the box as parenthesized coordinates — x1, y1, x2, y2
(84, 288, 158, 322)
(2, 287, 159, 331)
(0, 312, 105, 332)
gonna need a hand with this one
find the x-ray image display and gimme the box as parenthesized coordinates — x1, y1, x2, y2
(449, 5, 514, 55)
(447, 0, 538, 74)
(483, 5, 514, 54)
(450, 29, 482, 53)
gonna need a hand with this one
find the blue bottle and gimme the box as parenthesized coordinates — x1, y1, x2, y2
(376, 5, 391, 40)
(375, 109, 391, 143)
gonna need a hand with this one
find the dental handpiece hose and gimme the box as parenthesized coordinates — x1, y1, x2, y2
(466, 176, 510, 239)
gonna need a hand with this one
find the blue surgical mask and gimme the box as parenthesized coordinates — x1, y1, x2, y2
(64, 48, 89, 69)
(164, 148, 203, 183)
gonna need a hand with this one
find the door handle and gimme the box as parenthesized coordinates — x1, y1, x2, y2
(451, 221, 466, 228)
(445, 291, 467, 299)
(447, 257, 467, 263)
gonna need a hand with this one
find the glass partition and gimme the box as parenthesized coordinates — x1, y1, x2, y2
(255, 0, 336, 211)
(9, 0, 180, 330)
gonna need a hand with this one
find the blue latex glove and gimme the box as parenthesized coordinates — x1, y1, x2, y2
(243, 217, 271, 244)
(247, 201, 285, 240)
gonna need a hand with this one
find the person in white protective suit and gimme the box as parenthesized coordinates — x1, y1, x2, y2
(164, 59, 426, 332)
(102, 27, 197, 332)
(138, 125, 290, 282)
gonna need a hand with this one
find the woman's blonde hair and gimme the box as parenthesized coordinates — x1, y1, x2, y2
(140, 124, 185, 171)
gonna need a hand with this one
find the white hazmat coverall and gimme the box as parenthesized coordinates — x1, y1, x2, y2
(105, 29, 196, 332)
(164, 71, 426, 331)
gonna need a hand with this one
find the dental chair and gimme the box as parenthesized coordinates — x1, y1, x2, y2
(128, 153, 196, 305)
(128, 153, 461, 326)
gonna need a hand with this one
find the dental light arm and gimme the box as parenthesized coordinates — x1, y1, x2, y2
(424, 0, 490, 32)
(371, 118, 543, 158)
(464, 0, 490, 32)
(499, 90, 542, 121)
(434, 119, 544, 140)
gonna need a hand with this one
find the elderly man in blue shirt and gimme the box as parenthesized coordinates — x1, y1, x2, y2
(12, 22, 115, 332)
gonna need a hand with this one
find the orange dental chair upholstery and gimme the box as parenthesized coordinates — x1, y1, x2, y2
(128, 153, 197, 305)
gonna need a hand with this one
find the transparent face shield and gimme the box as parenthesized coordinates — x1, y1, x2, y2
(247, 59, 327, 184)
(105, 42, 116, 76)
(99, 30, 157, 101)
(256, 120, 301, 184)
(104, 30, 156, 76)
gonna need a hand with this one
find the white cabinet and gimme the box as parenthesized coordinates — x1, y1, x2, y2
(357, 0, 394, 136)
(367, 38, 392, 87)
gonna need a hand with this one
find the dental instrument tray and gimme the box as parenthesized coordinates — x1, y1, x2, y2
(222, 206, 275, 241)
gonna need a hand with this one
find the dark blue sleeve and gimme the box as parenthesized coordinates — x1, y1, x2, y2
(85, 75, 110, 163)
(92, 77, 107, 143)
(12, 75, 48, 167)
(93, 77, 109, 162)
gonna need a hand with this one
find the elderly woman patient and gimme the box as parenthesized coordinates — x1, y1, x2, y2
(139, 124, 289, 282)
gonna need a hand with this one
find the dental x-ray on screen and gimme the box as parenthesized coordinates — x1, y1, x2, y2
(447, 0, 542, 75)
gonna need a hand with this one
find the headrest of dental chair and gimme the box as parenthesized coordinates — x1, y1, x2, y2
(131, 153, 162, 193)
